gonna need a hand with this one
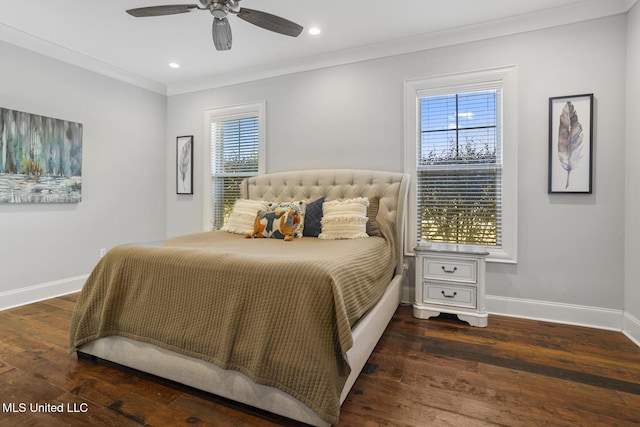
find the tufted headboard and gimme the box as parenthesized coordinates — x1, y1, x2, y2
(241, 169, 410, 273)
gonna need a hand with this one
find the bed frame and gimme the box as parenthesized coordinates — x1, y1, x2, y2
(77, 169, 410, 426)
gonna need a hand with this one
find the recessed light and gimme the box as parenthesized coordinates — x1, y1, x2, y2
(308, 27, 321, 36)
(169, 62, 180, 69)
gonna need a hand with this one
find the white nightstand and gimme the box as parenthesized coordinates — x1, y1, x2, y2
(413, 242, 489, 327)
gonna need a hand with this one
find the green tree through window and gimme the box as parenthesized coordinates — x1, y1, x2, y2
(418, 90, 502, 246)
(210, 115, 260, 229)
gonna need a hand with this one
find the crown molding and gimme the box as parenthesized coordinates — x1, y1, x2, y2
(1, 0, 636, 97)
(167, 0, 635, 95)
(0, 22, 166, 95)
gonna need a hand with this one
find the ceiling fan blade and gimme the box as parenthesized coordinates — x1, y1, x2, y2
(212, 17, 232, 51)
(126, 5, 199, 17)
(236, 8, 303, 37)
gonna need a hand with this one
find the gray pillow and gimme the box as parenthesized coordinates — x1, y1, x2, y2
(303, 197, 324, 237)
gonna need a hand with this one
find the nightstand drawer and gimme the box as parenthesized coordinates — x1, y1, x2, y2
(423, 258, 477, 283)
(424, 283, 476, 308)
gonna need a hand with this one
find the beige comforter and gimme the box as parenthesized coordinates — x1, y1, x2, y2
(69, 220, 396, 424)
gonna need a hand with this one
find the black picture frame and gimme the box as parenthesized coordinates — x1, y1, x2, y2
(176, 135, 193, 195)
(548, 93, 593, 193)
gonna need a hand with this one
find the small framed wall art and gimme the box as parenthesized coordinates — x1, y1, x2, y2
(176, 135, 193, 195)
(548, 93, 593, 193)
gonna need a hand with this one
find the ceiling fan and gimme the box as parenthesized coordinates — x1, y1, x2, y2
(126, 0, 303, 51)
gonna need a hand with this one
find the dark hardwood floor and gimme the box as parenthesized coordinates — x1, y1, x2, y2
(1, 293, 639, 426)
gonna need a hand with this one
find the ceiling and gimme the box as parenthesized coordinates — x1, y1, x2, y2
(0, 0, 636, 95)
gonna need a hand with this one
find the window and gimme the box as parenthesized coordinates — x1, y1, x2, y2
(405, 67, 517, 262)
(419, 90, 501, 246)
(205, 102, 266, 230)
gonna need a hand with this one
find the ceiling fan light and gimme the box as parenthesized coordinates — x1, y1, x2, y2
(211, 9, 227, 19)
(209, 0, 230, 18)
(309, 27, 321, 35)
(212, 17, 232, 50)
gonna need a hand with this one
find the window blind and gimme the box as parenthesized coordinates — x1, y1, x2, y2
(417, 89, 502, 246)
(210, 116, 259, 229)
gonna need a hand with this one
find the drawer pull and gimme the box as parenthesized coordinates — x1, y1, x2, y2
(441, 290, 457, 298)
(441, 266, 458, 274)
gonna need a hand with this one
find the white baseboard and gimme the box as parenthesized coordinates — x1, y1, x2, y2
(0, 275, 88, 311)
(402, 286, 626, 331)
(486, 295, 624, 331)
(623, 312, 640, 347)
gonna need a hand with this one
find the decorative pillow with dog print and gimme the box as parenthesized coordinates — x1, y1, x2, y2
(247, 209, 300, 241)
(267, 201, 306, 238)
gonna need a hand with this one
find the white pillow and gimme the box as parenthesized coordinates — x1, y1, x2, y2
(220, 199, 269, 235)
(318, 197, 369, 240)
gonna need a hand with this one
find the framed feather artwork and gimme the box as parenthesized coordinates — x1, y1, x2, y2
(548, 93, 593, 193)
(176, 135, 193, 195)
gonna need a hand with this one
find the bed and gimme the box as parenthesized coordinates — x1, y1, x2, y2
(69, 169, 409, 426)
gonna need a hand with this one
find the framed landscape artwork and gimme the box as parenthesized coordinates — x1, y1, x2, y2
(0, 107, 83, 203)
(548, 93, 593, 194)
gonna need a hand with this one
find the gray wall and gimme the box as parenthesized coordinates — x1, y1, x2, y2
(0, 41, 167, 308)
(1, 10, 636, 340)
(167, 14, 632, 330)
(626, 3, 640, 336)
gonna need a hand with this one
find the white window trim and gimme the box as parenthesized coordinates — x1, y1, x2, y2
(202, 101, 267, 231)
(404, 66, 518, 263)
